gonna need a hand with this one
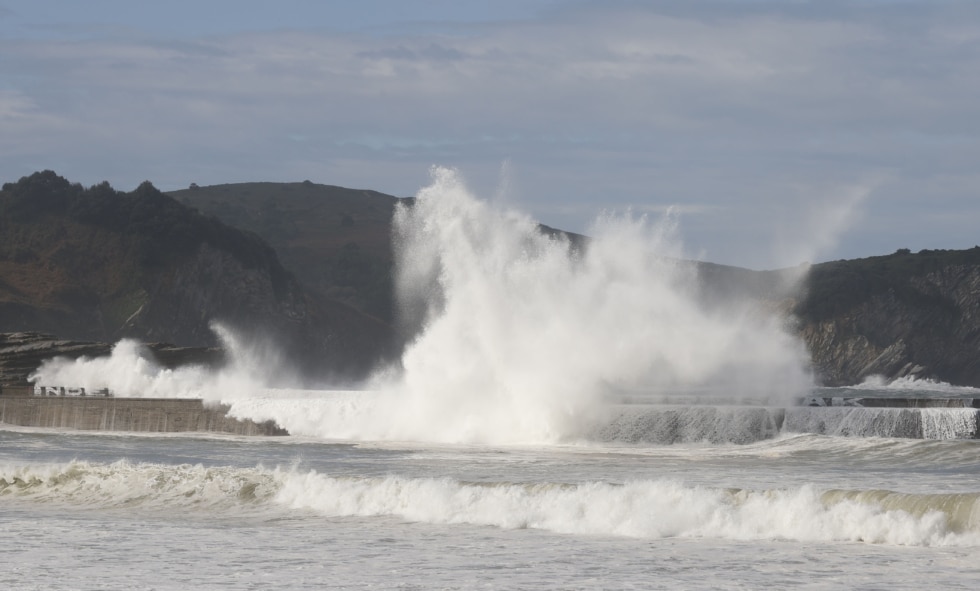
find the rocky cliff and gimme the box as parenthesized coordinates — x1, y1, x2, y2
(170, 181, 404, 324)
(0, 171, 393, 383)
(794, 249, 980, 386)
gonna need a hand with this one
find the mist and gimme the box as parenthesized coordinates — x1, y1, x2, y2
(352, 167, 813, 442)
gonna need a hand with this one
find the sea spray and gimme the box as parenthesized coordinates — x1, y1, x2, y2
(361, 167, 811, 443)
(28, 323, 267, 402)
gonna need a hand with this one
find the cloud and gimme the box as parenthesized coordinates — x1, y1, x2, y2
(1, 2, 979, 267)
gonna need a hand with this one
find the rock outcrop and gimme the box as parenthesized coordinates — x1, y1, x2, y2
(794, 250, 980, 386)
(170, 181, 404, 324)
(0, 171, 394, 383)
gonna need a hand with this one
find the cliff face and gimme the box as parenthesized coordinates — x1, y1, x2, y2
(0, 171, 392, 383)
(122, 242, 306, 345)
(795, 250, 980, 387)
(170, 181, 403, 324)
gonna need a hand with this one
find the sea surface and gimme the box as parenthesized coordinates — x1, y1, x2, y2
(2, 386, 979, 591)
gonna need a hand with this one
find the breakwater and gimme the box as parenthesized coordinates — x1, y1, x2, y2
(593, 404, 980, 443)
(0, 395, 286, 435)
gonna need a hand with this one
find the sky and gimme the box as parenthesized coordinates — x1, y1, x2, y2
(2, 0, 979, 269)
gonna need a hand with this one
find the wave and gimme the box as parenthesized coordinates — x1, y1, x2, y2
(3, 460, 978, 547)
(0, 460, 280, 512)
(278, 474, 980, 546)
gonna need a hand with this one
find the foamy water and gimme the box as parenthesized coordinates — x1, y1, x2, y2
(2, 428, 979, 590)
(2, 457, 977, 547)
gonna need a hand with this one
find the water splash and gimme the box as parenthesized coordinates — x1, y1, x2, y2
(28, 323, 267, 402)
(359, 167, 812, 443)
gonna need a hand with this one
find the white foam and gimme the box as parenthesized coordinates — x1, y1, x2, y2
(275, 472, 979, 547)
(920, 408, 979, 440)
(0, 460, 278, 511)
(225, 391, 390, 440)
(28, 324, 268, 402)
(351, 168, 810, 443)
(5, 458, 977, 548)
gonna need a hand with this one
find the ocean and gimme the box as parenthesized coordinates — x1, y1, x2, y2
(2, 387, 979, 590)
(6, 168, 979, 589)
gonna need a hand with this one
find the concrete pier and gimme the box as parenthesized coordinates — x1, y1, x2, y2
(0, 396, 287, 435)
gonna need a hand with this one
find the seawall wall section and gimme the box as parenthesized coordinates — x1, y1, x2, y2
(0, 396, 286, 435)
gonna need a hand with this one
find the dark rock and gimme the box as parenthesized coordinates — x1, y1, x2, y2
(794, 250, 980, 386)
(0, 172, 396, 384)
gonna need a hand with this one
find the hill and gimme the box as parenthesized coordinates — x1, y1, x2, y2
(170, 181, 402, 324)
(0, 171, 392, 383)
(170, 183, 589, 327)
(795, 247, 980, 386)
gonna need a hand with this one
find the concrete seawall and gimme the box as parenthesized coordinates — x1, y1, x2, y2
(0, 396, 287, 436)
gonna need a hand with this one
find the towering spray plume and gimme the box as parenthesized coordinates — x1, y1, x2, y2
(356, 167, 813, 443)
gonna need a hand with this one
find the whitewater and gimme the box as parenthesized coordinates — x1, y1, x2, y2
(7, 168, 980, 589)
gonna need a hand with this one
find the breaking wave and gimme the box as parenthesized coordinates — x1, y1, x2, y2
(3, 460, 977, 547)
